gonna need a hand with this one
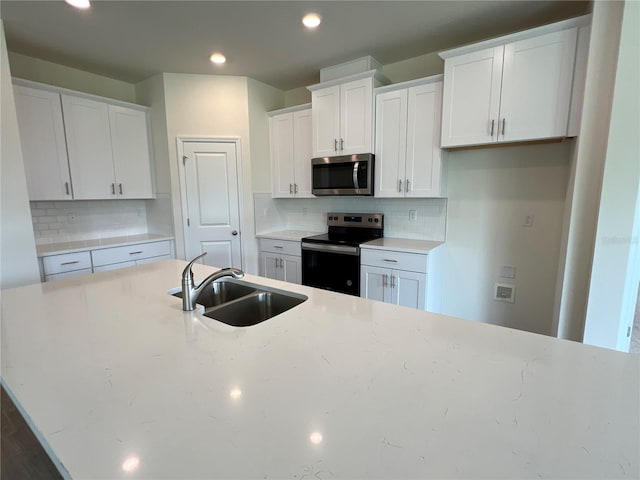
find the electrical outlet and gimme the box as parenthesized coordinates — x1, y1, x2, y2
(494, 283, 515, 303)
(523, 214, 534, 227)
(409, 210, 417, 222)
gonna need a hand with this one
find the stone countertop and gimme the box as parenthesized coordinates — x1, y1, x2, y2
(255, 230, 324, 241)
(35, 234, 175, 256)
(1, 260, 638, 479)
(361, 238, 444, 254)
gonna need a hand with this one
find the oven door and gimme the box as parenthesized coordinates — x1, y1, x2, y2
(301, 243, 360, 296)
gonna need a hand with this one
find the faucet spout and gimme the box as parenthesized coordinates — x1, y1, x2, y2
(181, 253, 244, 311)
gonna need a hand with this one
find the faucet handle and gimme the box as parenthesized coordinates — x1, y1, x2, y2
(182, 252, 207, 282)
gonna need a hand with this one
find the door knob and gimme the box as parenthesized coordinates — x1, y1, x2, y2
(231, 230, 238, 236)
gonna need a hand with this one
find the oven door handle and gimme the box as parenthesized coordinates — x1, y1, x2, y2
(352, 161, 360, 190)
(301, 243, 359, 256)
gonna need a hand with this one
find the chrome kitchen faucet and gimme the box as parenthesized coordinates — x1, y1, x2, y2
(181, 252, 244, 311)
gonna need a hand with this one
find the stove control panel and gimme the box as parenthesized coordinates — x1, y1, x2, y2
(327, 212, 383, 229)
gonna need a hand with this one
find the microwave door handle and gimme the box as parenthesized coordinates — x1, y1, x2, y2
(352, 161, 360, 189)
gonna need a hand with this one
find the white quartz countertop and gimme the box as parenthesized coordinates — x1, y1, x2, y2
(362, 238, 444, 254)
(35, 234, 174, 256)
(256, 229, 324, 241)
(1, 260, 638, 479)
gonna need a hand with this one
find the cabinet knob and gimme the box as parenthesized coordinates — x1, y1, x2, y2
(231, 230, 238, 236)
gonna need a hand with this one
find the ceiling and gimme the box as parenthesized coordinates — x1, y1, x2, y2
(1, 1, 591, 91)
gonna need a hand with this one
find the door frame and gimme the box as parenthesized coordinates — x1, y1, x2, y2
(175, 136, 245, 268)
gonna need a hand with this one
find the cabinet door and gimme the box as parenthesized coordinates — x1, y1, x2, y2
(270, 113, 295, 198)
(441, 46, 503, 147)
(340, 77, 373, 155)
(390, 269, 426, 310)
(109, 105, 154, 198)
(311, 85, 340, 157)
(260, 252, 282, 280)
(293, 109, 313, 197)
(62, 94, 116, 199)
(281, 254, 301, 284)
(374, 89, 407, 198)
(14, 86, 72, 201)
(360, 265, 389, 302)
(405, 82, 442, 197)
(499, 28, 577, 143)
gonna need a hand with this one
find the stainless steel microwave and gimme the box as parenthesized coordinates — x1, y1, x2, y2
(311, 154, 374, 196)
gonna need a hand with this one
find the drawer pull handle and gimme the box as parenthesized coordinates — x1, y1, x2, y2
(391, 275, 396, 288)
(60, 261, 79, 266)
(129, 251, 144, 255)
(274, 245, 283, 249)
(119, 183, 123, 195)
(65, 182, 70, 195)
(383, 259, 398, 263)
(111, 183, 116, 195)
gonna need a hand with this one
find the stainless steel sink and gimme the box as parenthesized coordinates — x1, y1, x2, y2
(171, 279, 307, 326)
(172, 279, 255, 308)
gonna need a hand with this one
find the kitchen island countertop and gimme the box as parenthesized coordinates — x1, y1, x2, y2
(1, 260, 638, 479)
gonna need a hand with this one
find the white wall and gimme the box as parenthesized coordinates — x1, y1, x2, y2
(247, 78, 284, 193)
(0, 23, 40, 288)
(8, 51, 136, 102)
(440, 142, 572, 335)
(552, 1, 625, 342)
(135, 74, 175, 236)
(583, 0, 640, 351)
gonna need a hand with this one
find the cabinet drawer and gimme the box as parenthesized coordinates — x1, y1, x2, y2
(361, 248, 428, 273)
(91, 241, 171, 267)
(42, 251, 92, 275)
(45, 268, 93, 282)
(259, 239, 300, 256)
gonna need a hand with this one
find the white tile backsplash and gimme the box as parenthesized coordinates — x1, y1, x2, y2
(30, 200, 148, 245)
(254, 193, 447, 240)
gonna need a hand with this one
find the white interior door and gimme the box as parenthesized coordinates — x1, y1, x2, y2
(181, 141, 242, 269)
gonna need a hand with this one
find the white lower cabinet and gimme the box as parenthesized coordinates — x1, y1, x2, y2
(258, 239, 301, 284)
(41, 240, 173, 281)
(360, 248, 430, 310)
(91, 241, 172, 272)
(42, 250, 93, 282)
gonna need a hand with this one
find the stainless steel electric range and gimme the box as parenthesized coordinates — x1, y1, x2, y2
(301, 212, 383, 296)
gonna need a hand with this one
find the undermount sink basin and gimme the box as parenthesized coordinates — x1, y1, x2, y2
(171, 278, 307, 326)
(172, 279, 256, 308)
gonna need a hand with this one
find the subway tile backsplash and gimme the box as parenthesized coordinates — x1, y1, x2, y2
(30, 200, 148, 245)
(254, 193, 447, 240)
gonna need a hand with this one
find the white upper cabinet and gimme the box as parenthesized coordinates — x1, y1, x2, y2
(108, 105, 154, 199)
(13, 79, 154, 201)
(13, 85, 72, 200)
(309, 71, 384, 158)
(375, 76, 443, 198)
(440, 17, 585, 148)
(269, 105, 313, 198)
(63, 94, 154, 199)
(62, 94, 116, 199)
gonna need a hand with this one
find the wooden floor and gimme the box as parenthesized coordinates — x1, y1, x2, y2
(1, 386, 63, 479)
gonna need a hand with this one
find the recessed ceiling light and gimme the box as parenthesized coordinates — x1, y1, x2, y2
(209, 53, 226, 65)
(302, 13, 321, 29)
(65, 0, 91, 9)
